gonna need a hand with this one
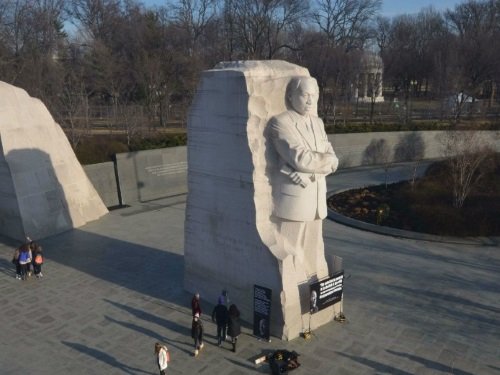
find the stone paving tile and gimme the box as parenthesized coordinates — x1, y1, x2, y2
(1, 164, 499, 374)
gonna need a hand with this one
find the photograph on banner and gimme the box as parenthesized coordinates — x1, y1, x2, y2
(309, 271, 344, 313)
(253, 285, 272, 340)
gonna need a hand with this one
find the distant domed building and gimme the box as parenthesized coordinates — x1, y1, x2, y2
(353, 52, 384, 103)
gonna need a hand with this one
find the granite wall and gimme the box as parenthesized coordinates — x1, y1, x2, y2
(83, 130, 499, 208)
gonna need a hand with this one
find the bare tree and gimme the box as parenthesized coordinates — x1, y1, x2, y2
(365, 54, 383, 124)
(374, 15, 390, 53)
(171, 0, 219, 55)
(438, 130, 495, 208)
(117, 103, 144, 146)
(380, 8, 449, 110)
(297, 32, 364, 120)
(444, 0, 500, 123)
(223, 0, 308, 59)
(312, 0, 381, 49)
(362, 138, 392, 187)
(0, 0, 66, 96)
(0, 0, 14, 77)
(67, 0, 121, 41)
(56, 76, 91, 149)
(393, 132, 426, 187)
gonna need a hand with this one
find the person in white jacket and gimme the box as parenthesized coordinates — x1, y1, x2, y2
(154, 342, 169, 375)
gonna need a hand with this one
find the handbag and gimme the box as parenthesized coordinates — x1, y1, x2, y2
(34, 254, 43, 265)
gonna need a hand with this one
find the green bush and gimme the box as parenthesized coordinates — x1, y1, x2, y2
(324, 119, 500, 134)
(74, 133, 188, 164)
(75, 137, 129, 165)
(129, 133, 187, 151)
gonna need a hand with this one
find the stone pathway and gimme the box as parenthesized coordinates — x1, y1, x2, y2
(0, 164, 499, 374)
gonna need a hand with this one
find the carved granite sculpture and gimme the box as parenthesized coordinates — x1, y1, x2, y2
(0, 81, 108, 241)
(184, 61, 342, 340)
(268, 77, 338, 279)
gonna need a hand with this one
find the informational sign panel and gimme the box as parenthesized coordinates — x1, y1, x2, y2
(309, 271, 344, 313)
(253, 285, 272, 340)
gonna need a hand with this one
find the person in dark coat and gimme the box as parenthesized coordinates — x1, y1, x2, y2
(191, 313, 204, 356)
(211, 296, 229, 347)
(30, 241, 44, 278)
(191, 292, 202, 317)
(12, 247, 21, 279)
(227, 304, 241, 352)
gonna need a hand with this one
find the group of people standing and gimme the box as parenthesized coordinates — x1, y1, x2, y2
(212, 294, 241, 353)
(191, 290, 241, 357)
(12, 237, 44, 280)
(154, 290, 243, 373)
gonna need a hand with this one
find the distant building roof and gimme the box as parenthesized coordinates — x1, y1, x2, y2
(360, 52, 383, 70)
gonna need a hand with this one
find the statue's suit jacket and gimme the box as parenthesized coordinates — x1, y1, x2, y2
(269, 110, 338, 222)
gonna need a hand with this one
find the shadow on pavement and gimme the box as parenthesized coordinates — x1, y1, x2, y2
(387, 285, 500, 315)
(384, 284, 500, 329)
(104, 299, 190, 335)
(39, 229, 186, 304)
(62, 341, 156, 375)
(226, 357, 268, 373)
(386, 350, 474, 375)
(335, 352, 413, 375)
(104, 315, 193, 356)
(0, 257, 16, 277)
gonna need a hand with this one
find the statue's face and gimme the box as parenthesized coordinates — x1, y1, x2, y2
(289, 79, 318, 115)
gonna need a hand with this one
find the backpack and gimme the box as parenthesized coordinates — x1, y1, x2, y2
(19, 251, 30, 263)
(161, 346, 170, 362)
(34, 254, 43, 265)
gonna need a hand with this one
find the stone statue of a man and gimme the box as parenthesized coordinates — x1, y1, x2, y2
(269, 76, 339, 280)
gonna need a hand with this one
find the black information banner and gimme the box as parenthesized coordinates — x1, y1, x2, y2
(253, 285, 272, 340)
(309, 271, 344, 313)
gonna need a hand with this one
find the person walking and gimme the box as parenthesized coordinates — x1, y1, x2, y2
(191, 313, 204, 357)
(154, 342, 169, 375)
(211, 296, 228, 347)
(227, 304, 241, 353)
(191, 292, 202, 317)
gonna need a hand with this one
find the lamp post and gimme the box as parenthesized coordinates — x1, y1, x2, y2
(406, 79, 417, 124)
(409, 80, 417, 123)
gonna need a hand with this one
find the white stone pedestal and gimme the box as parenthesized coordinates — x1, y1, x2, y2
(184, 61, 342, 340)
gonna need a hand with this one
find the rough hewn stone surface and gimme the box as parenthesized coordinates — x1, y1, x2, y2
(0, 81, 107, 240)
(184, 61, 340, 340)
(83, 162, 119, 208)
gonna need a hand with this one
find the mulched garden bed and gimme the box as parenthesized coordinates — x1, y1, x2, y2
(327, 160, 500, 237)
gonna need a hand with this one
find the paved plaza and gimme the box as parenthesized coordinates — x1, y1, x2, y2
(1, 164, 499, 374)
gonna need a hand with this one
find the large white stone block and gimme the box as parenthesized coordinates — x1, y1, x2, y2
(0, 81, 108, 240)
(184, 61, 342, 340)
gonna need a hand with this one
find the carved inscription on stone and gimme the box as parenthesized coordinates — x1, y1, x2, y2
(145, 162, 188, 177)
